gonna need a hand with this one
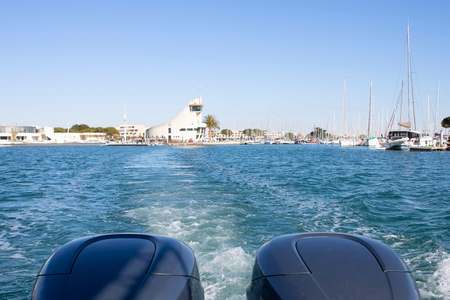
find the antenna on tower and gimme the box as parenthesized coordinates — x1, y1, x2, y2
(123, 104, 128, 123)
(342, 80, 347, 137)
(367, 81, 372, 138)
(434, 81, 440, 134)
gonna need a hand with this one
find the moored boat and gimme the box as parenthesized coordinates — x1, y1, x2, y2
(385, 25, 422, 151)
(367, 136, 385, 149)
(364, 81, 385, 150)
(339, 137, 357, 147)
(385, 130, 420, 151)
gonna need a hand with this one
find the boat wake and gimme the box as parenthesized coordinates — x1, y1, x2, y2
(126, 203, 253, 300)
(431, 255, 450, 298)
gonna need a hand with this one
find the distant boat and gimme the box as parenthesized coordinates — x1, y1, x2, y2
(105, 141, 150, 147)
(385, 131, 420, 150)
(330, 139, 340, 145)
(281, 140, 294, 144)
(386, 25, 420, 151)
(339, 80, 358, 147)
(364, 81, 384, 150)
(409, 134, 444, 151)
(339, 137, 358, 147)
(367, 136, 384, 149)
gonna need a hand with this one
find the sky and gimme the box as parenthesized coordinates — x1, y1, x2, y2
(1, 0, 449, 134)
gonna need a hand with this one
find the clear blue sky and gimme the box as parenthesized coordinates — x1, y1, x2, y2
(1, 0, 449, 133)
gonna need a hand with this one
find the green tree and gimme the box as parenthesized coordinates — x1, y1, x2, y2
(63, 124, 119, 140)
(285, 132, 295, 140)
(103, 127, 120, 139)
(253, 128, 264, 136)
(242, 129, 253, 136)
(242, 128, 264, 137)
(70, 124, 90, 133)
(442, 116, 450, 128)
(54, 127, 67, 133)
(220, 129, 233, 136)
(309, 127, 327, 139)
(203, 115, 219, 140)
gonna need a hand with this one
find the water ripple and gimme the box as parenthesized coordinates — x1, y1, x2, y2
(0, 145, 449, 299)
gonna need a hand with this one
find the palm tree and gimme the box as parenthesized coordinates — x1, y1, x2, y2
(203, 114, 219, 141)
(11, 128, 17, 142)
(442, 116, 450, 128)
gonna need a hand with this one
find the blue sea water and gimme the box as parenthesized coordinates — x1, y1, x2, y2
(0, 144, 449, 299)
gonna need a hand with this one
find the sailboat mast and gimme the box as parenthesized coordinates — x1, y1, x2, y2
(342, 80, 347, 137)
(399, 80, 404, 127)
(427, 95, 431, 135)
(434, 82, 440, 133)
(367, 81, 372, 138)
(406, 25, 411, 127)
(406, 24, 417, 130)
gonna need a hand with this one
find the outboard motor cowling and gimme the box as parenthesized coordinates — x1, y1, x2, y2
(247, 233, 419, 300)
(32, 233, 204, 300)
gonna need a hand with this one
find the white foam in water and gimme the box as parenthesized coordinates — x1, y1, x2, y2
(434, 256, 450, 297)
(410, 251, 450, 299)
(201, 247, 253, 300)
(0, 233, 14, 251)
(10, 253, 26, 260)
(0, 240, 14, 251)
(126, 204, 253, 300)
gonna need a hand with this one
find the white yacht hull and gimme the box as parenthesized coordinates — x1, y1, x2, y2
(367, 137, 385, 150)
(339, 138, 357, 147)
(385, 138, 410, 151)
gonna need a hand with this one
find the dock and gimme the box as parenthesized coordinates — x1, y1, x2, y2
(409, 146, 448, 152)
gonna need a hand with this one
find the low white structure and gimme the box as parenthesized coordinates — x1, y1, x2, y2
(117, 124, 146, 142)
(0, 126, 42, 143)
(0, 125, 106, 144)
(146, 98, 206, 143)
(49, 132, 106, 144)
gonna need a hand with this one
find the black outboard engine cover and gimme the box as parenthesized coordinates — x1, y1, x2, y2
(32, 233, 204, 300)
(247, 233, 419, 300)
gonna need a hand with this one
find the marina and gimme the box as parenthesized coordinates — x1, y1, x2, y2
(1, 1, 450, 299)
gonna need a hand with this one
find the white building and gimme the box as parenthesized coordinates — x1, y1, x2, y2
(48, 132, 106, 143)
(146, 98, 206, 143)
(0, 125, 106, 144)
(0, 126, 42, 143)
(117, 124, 146, 142)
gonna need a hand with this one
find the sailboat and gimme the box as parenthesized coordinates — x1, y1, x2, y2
(365, 81, 384, 149)
(339, 80, 357, 147)
(385, 24, 421, 151)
